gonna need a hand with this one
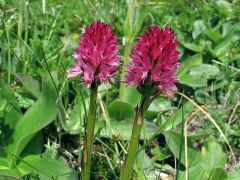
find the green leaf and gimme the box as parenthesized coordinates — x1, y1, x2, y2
(226, 170, 240, 180)
(177, 140, 228, 180)
(202, 141, 226, 169)
(145, 97, 171, 121)
(16, 74, 40, 98)
(209, 168, 228, 180)
(0, 168, 24, 179)
(18, 150, 77, 179)
(179, 165, 206, 180)
(0, 82, 22, 148)
(123, 87, 141, 106)
(0, 157, 9, 168)
(147, 97, 171, 112)
(108, 100, 135, 121)
(7, 77, 58, 157)
(135, 147, 157, 180)
(195, 89, 217, 104)
(181, 53, 203, 69)
(151, 147, 171, 162)
(180, 74, 207, 87)
(179, 64, 220, 88)
(164, 131, 205, 168)
(22, 131, 44, 155)
(4, 105, 22, 130)
(163, 102, 194, 131)
(215, 0, 233, 17)
(205, 29, 222, 43)
(0, 80, 21, 114)
(96, 119, 158, 140)
(178, 53, 203, 76)
(192, 20, 206, 39)
(187, 132, 210, 141)
(181, 42, 204, 52)
(56, 97, 70, 132)
(213, 24, 240, 57)
(65, 99, 87, 134)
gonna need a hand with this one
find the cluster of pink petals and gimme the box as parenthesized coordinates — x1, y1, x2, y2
(125, 27, 180, 96)
(67, 21, 120, 86)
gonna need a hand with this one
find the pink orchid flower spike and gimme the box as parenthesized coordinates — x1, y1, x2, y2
(125, 26, 180, 97)
(67, 21, 120, 86)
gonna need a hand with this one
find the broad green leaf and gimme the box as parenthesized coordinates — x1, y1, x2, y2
(178, 53, 203, 76)
(180, 74, 207, 87)
(65, 99, 87, 134)
(56, 97, 70, 132)
(164, 131, 205, 168)
(0, 80, 21, 114)
(205, 29, 222, 43)
(176, 140, 228, 180)
(192, 20, 206, 39)
(4, 105, 22, 130)
(123, 87, 141, 106)
(195, 89, 217, 104)
(135, 147, 157, 180)
(7, 77, 58, 157)
(163, 102, 194, 131)
(179, 64, 220, 88)
(206, 80, 228, 92)
(108, 100, 135, 121)
(151, 147, 171, 162)
(18, 150, 77, 179)
(181, 42, 204, 52)
(215, 0, 233, 17)
(187, 64, 220, 77)
(0, 158, 9, 168)
(187, 132, 210, 141)
(16, 74, 40, 98)
(209, 168, 228, 180)
(22, 132, 44, 155)
(226, 170, 240, 180)
(145, 97, 171, 121)
(0, 82, 22, 148)
(181, 53, 203, 68)
(202, 141, 226, 169)
(213, 24, 240, 57)
(96, 119, 158, 140)
(0, 168, 24, 179)
(179, 165, 206, 180)
(14, 91, 34, 109)
(147, 97, 171, 112)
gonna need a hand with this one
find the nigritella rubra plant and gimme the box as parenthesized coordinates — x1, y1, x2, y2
(120, 26, 180, 180)
(67, 21, 120, 180)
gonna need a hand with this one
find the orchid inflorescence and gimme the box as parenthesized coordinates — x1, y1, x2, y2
(125, 26, 180, 97)
(67, 21, 120, 86)
(67, 20, 180, 180)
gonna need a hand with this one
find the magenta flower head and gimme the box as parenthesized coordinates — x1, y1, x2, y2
(125, 26, 180, 97)
(67, 21, 120, 86)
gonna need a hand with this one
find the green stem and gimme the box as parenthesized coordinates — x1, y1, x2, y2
(82, 84, 98, 180)
(120, 95, 150, 180)
(119, 41, 132, 100)
(23, 0, 28, 73)
(3, 20, 11, 84)
(17, 0, 24, 48)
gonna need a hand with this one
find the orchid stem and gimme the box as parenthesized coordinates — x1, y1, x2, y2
(120, 95, 150, 180)
(82, 84, 98, 180)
